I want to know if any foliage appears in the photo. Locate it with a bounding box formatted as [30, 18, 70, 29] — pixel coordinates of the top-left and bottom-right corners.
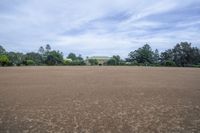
[162, 60, 176, 67]
[7, 52, 24, 66]
[38, 46, 45, 55]
[25, 52, 43, 65]
[45, 44, 51, 52]
[0, 45, 6, 55]
[160, 42, 200, 67]
[45, 50, 64, 65]
[153, 49, 160, 64]
[88, 59, 98, 65]
[67, 53, 85, 65]
[64, 59, 72, 65]
[0, 55, 9, 66]
[172, 42, 200, 66]
[67, 53, 77, 61]
[112, 55, 121, 65]
[23, 60, 36, 66]
[0, 42, 199, 67]
[107, 58, 117, 65]
[160, 49, 173, 64]
[128, 44, 154, 64]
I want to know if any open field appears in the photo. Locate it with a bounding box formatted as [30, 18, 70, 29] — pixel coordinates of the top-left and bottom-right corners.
[0, 66, 200, 133]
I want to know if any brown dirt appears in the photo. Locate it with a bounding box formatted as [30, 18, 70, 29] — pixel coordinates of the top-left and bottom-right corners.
[0, 66, 200, 133]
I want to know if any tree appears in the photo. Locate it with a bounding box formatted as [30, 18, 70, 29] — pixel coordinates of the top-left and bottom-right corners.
[66, 53, 85, 65]
[153, 49, 160, 64]
[107, 58, 117, 65]
[45, 44, 51, 52]
[88, 59, 98, 65]
[23, 60, 35, 66]
[45, 50, 63, 65]
[64, 58, 72, 65]
[190, 47, 200, 65]
[77, 54, 83, 61]
[75, 55, 85, 65]
[24, 52, 43, 65]
[38, 46, 45, 55]
[172, 42, 198, 66]
[67, 53, 77, 61]
[160, 42, 200, 67]
[0, 55, 9, 66]
[7, 52, 24, 66]
[112, 55, 121, 65]
[128, 44, 154, 64]
[162, 60, 176, 67]
[160, 49, 173, 64]
[0, 45, 6, 55]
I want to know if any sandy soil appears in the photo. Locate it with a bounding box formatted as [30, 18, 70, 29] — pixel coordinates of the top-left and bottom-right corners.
[0, 66, 200, 133]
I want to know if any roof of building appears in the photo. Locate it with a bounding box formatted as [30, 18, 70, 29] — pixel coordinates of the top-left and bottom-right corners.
[89, 56, 111, 60]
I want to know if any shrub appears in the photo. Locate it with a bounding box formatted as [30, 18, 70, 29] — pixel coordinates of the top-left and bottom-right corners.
[23, 60, 35, 66]
[0, 55, 9, 66]
[163, 60, 176, 67]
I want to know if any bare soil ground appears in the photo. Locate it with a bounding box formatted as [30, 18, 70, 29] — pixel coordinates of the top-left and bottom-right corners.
[0, 66, 200, 133]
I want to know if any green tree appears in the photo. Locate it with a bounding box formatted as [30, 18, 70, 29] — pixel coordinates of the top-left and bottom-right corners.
[172, 42, 198, 66]
[45, 50, 63, 65]
[190, 47, 200, 65]
[0, 55, 9, 66]
[67, 53, 77, 61]
[75, 55, 85, 65]
[112, 55, 121, 65]
[38, 46, 45, 55]
[24, 52, 43, 65]
[88, 59, 98, 65]
[64, 59, 72, 65]
[153, 49, 160, 64]
[0, 45, 6, 55]
[160, 49, 173, 63]
[45, 44, 51, 52]
[162, 60, 176, 67]
[128, 44, 154, 64]
[107, 58, 117, 65]
[7, 52, 24, 66]
[23, 60, 35, 66]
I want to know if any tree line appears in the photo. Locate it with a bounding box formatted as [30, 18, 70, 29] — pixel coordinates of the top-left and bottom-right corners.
[0, 42, 200, 67]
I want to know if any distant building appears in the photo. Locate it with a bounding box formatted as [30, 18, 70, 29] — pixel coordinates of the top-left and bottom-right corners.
[86, 56, 111, 65]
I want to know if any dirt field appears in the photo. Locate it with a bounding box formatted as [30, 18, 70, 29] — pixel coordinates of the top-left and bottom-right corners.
[0, 66, 200, 133]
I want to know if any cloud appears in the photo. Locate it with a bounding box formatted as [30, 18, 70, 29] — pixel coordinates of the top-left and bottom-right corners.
[0, 0, 199, 58]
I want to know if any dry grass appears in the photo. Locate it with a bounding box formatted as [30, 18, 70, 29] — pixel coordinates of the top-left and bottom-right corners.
[0, 66, 200, 133]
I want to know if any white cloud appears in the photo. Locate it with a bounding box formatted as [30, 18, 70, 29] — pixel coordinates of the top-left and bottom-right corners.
[0, 0, 199, 58]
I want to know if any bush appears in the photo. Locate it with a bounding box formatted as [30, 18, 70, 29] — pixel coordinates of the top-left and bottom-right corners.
[88, 59, 98, 66]
[107, 58, 117, 65]
[0, 55, 9, 66]
[64, 59, 72, 65]
[163, 60, 176, 67]
[23, 60, 35, 66]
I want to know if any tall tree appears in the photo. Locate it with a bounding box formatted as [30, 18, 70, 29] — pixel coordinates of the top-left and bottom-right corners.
[88, 59, 98, 66]
[172, 42, 197, 66]
[67, 53, 77, 61]
[38, 46, 45, 55]
[112, 55, 121, 65]
[128, 44, 154, 64]
[153, 49, 160, 64]
[7, 52, 24, 66]
[0, 55, 9, 66]
[160, 49, 173, 63]
[45, 44, 51, 52]
[24, 52, 43, 65]
[107, 58, 117, 65]
[45, 50, 63, 65]
[0, 45, 6, 55]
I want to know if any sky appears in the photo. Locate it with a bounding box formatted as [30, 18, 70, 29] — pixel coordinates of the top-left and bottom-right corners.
[0, 0, 200, 58]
